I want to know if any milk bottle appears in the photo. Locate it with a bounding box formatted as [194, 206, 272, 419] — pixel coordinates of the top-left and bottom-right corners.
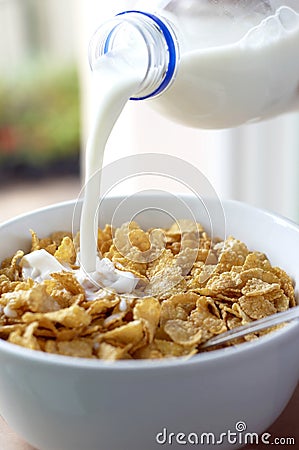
[89, 0, 299, 128]
[80, 0, 299, 275]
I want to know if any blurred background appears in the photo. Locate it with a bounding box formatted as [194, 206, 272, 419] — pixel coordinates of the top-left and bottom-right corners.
[0, 0, 80, 221]
[0, 0, 299, 223]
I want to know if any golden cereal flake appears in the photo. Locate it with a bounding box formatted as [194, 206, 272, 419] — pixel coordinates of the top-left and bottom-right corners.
[241, 278, 281, 297]
[133, 297, 160, 343]
[215, 237, 249, 272]
[51, 271, 85, 296]
[22, 304, 91, 328]
[103, 320, 145, 349]
[96, 342, 132, 360]
[54, 236, 76, 265]
[97, 225, 113, 255]
[271, 267, 296, 307]
[46, 338, 94, 358]
[0, 283, 59, 314]
[189, 296, 227, 341]
[238, 295, 277, 320]
[164, 320, 203, 346]
[8, 321, 40, 351]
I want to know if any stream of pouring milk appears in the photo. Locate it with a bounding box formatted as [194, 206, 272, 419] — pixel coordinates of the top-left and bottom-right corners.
[79, 51, 147, 274]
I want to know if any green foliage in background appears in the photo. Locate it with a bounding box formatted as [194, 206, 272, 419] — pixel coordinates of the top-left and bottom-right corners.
[0, 63, 80, 167]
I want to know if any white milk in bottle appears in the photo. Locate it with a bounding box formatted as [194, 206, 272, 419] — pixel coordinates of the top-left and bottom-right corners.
[151, 2, 299, 128]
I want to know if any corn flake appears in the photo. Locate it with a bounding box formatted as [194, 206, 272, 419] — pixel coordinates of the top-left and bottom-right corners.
[239, 295, 277, 319]
[54, 236, 76, 265]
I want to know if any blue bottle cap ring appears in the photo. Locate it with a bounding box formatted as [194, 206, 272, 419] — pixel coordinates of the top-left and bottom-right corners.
[103, 10, 178, 101]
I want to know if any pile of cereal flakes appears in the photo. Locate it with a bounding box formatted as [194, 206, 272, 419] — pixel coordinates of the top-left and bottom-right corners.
[0, 220, 296, 360]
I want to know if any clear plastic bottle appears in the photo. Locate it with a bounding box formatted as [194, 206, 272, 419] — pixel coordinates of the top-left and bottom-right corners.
[89, 1, 299, 129]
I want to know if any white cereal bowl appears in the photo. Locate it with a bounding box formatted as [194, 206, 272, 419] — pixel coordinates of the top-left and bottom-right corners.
[0, 195, 298, 450]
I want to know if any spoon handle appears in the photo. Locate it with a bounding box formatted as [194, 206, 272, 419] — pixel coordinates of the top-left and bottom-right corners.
[200, 305, 299, 349]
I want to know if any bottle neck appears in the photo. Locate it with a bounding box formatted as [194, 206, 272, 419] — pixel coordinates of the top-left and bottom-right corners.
[89, 10, 179, 100]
